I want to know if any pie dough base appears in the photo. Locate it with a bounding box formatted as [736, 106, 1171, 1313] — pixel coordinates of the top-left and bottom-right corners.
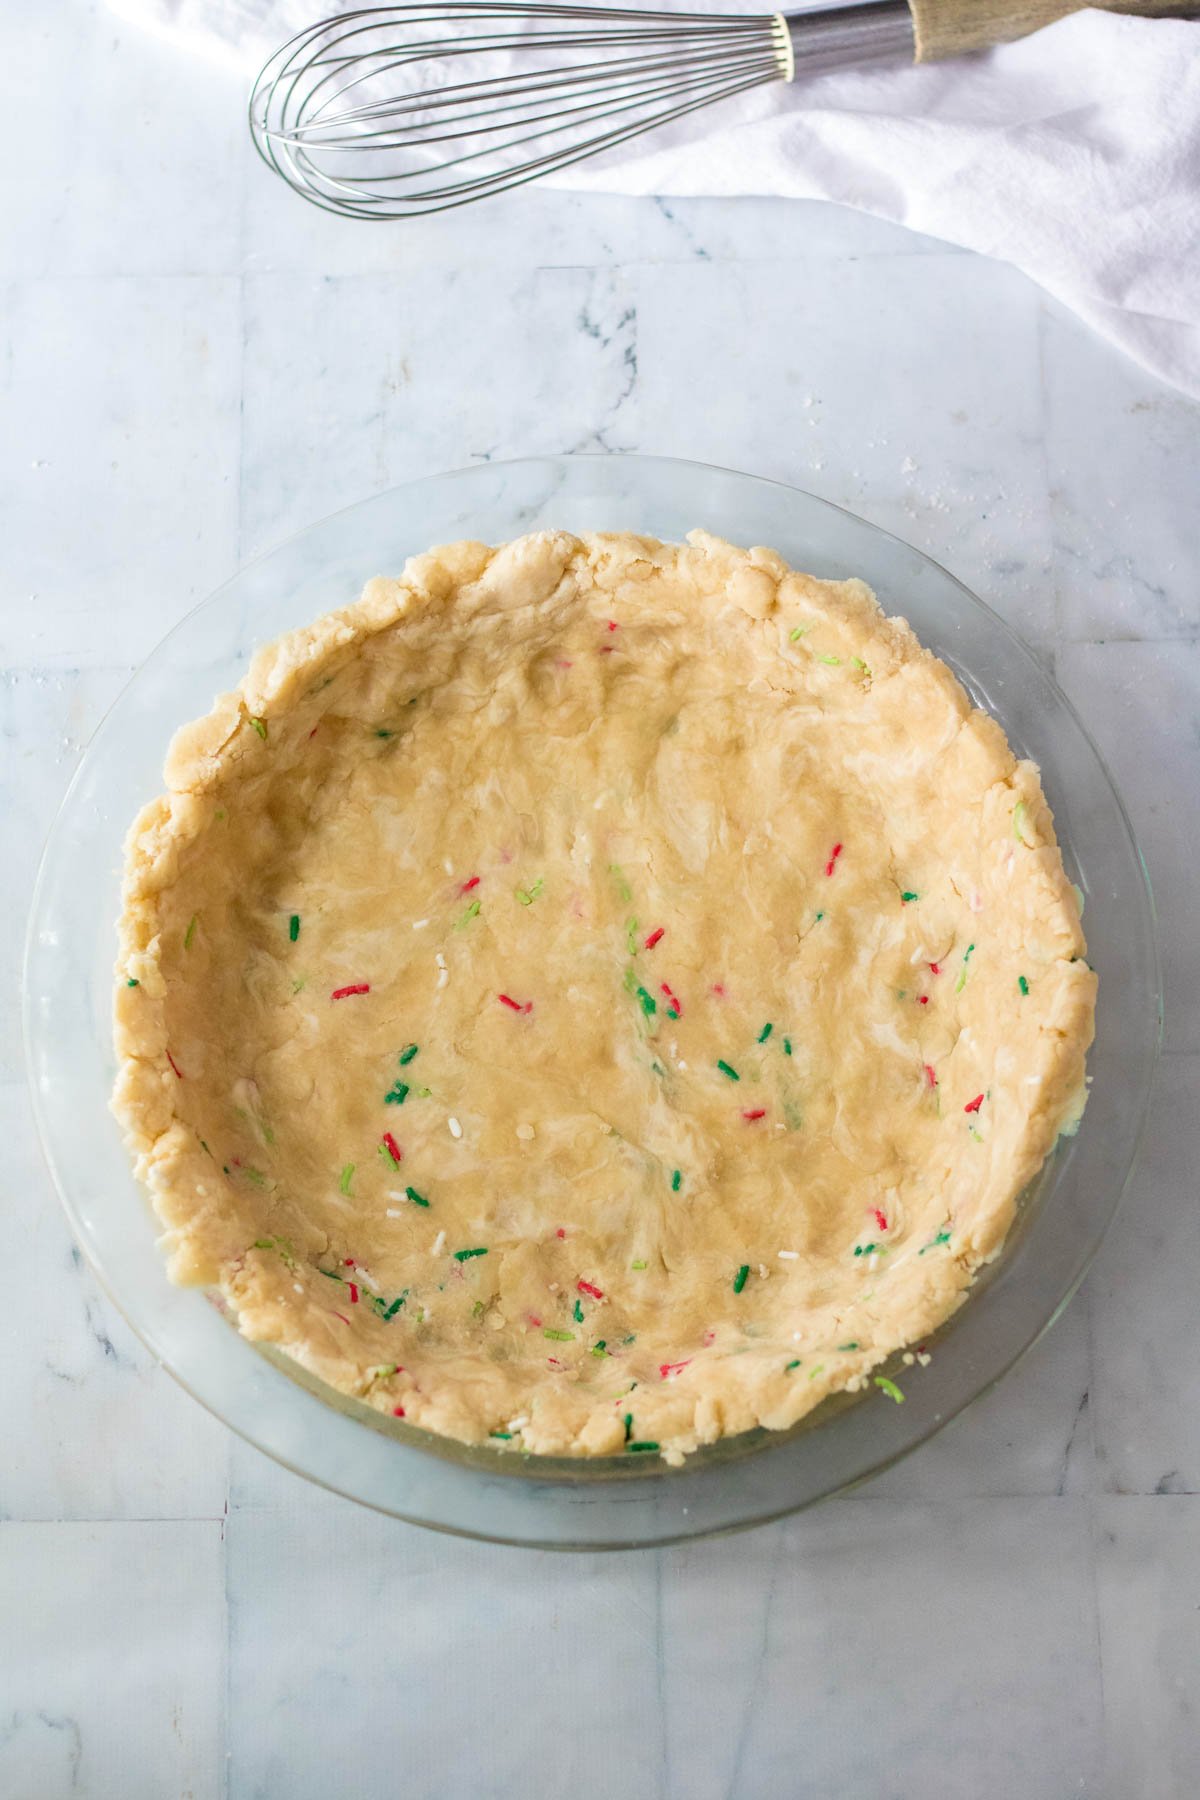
[113, 531, 1095, 1463]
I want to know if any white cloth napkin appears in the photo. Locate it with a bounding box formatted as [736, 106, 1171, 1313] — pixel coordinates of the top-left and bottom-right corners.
[114, 1, 1200, 397]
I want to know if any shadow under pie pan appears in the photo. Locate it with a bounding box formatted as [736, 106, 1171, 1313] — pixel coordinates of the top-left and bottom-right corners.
[24, 454, 1161, 1549]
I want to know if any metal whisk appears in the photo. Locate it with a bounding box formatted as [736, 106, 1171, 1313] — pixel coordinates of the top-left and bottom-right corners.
[249, 1, 915, 218]
[248, 0, 1198, 220]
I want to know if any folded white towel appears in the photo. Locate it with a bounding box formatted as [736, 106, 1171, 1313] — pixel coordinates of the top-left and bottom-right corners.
[114, 2, 1200, 396]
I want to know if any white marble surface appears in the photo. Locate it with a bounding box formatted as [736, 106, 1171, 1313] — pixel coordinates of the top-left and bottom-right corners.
[2, 4, 1198, 1796]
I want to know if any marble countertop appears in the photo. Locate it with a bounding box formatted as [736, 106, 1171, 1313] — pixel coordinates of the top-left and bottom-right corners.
[3, 5, 1198, 1796]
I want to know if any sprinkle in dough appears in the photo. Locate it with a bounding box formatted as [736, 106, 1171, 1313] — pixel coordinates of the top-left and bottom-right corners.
[112, 529, 1095, 1463]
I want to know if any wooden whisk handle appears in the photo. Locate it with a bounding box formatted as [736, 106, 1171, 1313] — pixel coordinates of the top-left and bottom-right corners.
[909, 0, 1200, 60]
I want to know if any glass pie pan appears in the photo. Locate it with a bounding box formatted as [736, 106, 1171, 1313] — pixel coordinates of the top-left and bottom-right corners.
[24, 453, 1161, 1549]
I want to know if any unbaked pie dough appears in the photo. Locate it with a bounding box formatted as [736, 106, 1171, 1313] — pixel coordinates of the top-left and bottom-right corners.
[113, 530, 1096, 1463]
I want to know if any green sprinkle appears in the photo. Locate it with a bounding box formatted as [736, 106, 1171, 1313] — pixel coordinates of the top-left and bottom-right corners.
[319, 1267, 343, 1283]
[783, 1036, 792, 1056]
[671, 1169, 682, 1192]
[757, 1022, 774, 1043]
[544, 1327, 575, 1342]
[1012, 799, 1029, 844]
[252, 1239, 274, 1251]
[1018, 975, 1030, 996]
[373, 1363, 399, 1378]
[249, 716, 267, 740]
[733, 1263, 750, 1294]
[415, 1085, 432, 1098]
[397, 1043, 419, 1066]
[717, 1059, 740, 1082]
[405, 1185, 429, 1208]
[632, 1259, 647, 1270]
[815, 911, 825, 922]
[623, 1413, 633, 1442]
[490, 1430, 513, 1440]
[808, 1364, 825, 1380]
[628, 1442, 659, 1454]
[472, 1300, 485, 1319]
[214, 809, 226, 821]
[622, 966, 638, 995]
[339, 1163, 354, 1196]
[609, 863, 632, 903]
[516, 877, 544, 906]
[636, 985, 657, 1018]
[292, 978, 306, 994]
[851, 656, 870, 673]
[819, 654, 842, 667]
[455, 898, 481, 929]
[874, 1376, 905, 1404]
[623, 1335, 636, 1345]
[919, 1229, 953, 1256]
[289, 914, 300, 942]
[573, 1298, 584, 1323]
[626, 918, 639, 956]
[785, 1359, 802, 1372]
[126, 977, 139, 987]
[838, 1342, 860, 1351]
[955, 942, 976, 993]
[1073, 883, 1086, 916]
[900, 891, 919, 904]
[454, 1247, 488, 1262]
[199, 1139, 210, 1155]
[383, 1294, 407, 1320]
[375, 729, 392, 739]
[244, 1166, 267, 1190]
[788, 624, 809, 641]
[385, 1082, 409, 1106]
[968, 1124, 983, 1143]
[183, 914, 197, 950]
[592, 1340, 607, 1357]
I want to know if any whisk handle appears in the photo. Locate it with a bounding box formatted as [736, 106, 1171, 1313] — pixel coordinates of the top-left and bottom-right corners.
[907, 0, 1200, 59]
[782, 0, 1198, 71]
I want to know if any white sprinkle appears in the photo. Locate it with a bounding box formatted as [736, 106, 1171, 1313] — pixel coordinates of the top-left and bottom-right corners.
[448, 1116, 462, 1139]
[757, 1263, 769, 1280]
[516, 1123, 534, 1141]
[777, 1249, 799, 1261]
[412, 918, 429, 930]
[902, 1351, 915, 1366]
[677, 1059, 689, 1071]
[917, 1352, 932, 1367]
[507, 1415, 529, 1431]
[196, 1183, 208, 1197]
[438, 968, 449, 988]
[386, 1207, 403, 1218]
[432, 1230, 446, 1256]
[443, 859, 454, 874]
[293, 1282, 303, 1294]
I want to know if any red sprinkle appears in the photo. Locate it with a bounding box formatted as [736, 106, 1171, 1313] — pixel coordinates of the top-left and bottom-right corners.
[918, 995, 930, 1006]
[498, 993, 533, 1014]
[333, 1311, 350, 1325]
[607, 620, 619, 632]
[460, 875, 480, 894]
[660, 981, 683, 1017]
[873, 1207, 889, 1232]
[711, 983, 726, 997]
[825, 842, 844, 877]
[929, 962, 942, 975]
[598, 645, 616, 654]
[393, 1405, 406, 1418]
[964, 1093, 985, 1114]
[331, 983, 370, 1000]
[166, 1050, 184, 1079]
[659, 1360, 692, 1379]
[644, 927, 665, 950]
[347, 1283, 359, 1304]
[924, 1064, 938, 1089]
[742, 1108, 767, 1122]
[577, 1279, 604, 1300]
[555, 1228, 566, 1240]
[381, 1132, 403, 1165]
[528, 1314, 543, 1329]
[343, 1258, 356, 1268]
